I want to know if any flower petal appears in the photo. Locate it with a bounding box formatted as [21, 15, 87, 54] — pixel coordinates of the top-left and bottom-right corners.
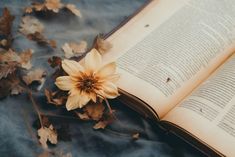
[66, 94, 90, 110]
[101, 82, 119, 99]
[85, 49, 102, 71]
[102, 74, 120, 83]
[97, 62, 116, 78]
[55, 76, 75, 91]
[62, 59, 84, 76]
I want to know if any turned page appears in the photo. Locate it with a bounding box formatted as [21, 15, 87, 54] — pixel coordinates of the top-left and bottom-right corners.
[163, 54, 235, 157]
[103, 0, 235, 118]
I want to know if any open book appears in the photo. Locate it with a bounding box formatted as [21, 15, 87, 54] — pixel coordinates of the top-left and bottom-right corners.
[102, 0, 235, 156]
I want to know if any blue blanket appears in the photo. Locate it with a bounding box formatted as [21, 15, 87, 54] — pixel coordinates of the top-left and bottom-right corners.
[0, 0, 206, 156]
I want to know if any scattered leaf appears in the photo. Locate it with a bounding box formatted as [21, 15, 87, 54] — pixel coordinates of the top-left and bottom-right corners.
[45, 0, 63, 13]
[0, 49, 33, 70]
[84, 102, 105, 121]
[48, 56, 62, 68]
[93, 120, 109, 130]
[75, 111, 90, 120]
[94, 36, 112, 54]
[62, 41, 87, 58]
[0, 8, 15, 49]
[132, 133, 140, 140]
[38, 124, 58, 149]
[19, 16, 44, 35]
[44, 89, 65, 106]
[25, 0, 82, 17]
[65, 4, 82, 17]
[19, 16, 55, 47]
[0, 62, 18, 80]
[23, 69, 46, 85]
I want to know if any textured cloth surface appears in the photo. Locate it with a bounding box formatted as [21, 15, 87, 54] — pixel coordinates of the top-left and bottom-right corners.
[0, 0, 206, 157]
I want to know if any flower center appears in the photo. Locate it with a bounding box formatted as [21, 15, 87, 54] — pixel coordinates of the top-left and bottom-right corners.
[77, 74, 98, 93]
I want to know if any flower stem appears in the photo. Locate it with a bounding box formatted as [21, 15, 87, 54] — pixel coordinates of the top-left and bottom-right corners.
[28, 91, 43, 128]
[103, 98, 113, 114]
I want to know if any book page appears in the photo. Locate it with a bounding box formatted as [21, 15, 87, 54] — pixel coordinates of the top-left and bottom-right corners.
[163, 54, 235, 157]
[103, 0, 235, 118]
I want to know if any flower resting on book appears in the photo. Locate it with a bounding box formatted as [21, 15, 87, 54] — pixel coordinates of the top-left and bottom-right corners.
[55, 48, 120, 110]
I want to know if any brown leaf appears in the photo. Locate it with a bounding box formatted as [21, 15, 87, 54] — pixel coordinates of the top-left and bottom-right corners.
[38, 124, 58, 149]
[84, 102, 105, 121]
[62, 41, 87, 58]
[25, 0, 82, 17]
[75, 111, 90, 120]
[65, 4, 82, 17]
[93, 120, 109, 130]
[44, 89, 65, 106]
[0, 62, 18, 80]
[48, 56, 62, 68]
[132, 133, 140, 140]
[19, 16, 55, 47]
[94, 36, 112, 54]
[23, 69, 46, 85]
[45, 0, 63, 13]
[0, 74, 23, 99]
[0, 49, 33, 70]
[0, 8, 15, 48]
[19, 16, 44, 35]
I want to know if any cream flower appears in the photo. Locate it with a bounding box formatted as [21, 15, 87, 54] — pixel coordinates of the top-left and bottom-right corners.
[55, 49, 120, 111]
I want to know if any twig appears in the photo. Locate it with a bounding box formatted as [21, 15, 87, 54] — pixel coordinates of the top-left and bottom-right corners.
[28, 91, 43, 128]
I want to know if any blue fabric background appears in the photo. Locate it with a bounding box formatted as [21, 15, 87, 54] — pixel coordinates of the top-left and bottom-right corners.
[0, 0, 207, 156]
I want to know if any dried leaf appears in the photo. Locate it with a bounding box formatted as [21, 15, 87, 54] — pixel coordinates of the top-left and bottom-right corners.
[0, 62, 18, 80]
[38, 125, 58, 149]
[0, 49, 33, 70]
[45, 0, 63, 13]
[132, 133, 140, 140]
[94, 36, 112, 54]
[84, 102, 105, 121]
[48, 56, 62, 68]
[0, 75, 22, 98]
[44, 89, 65, 106]
[0, 8, 15, 48]
[75, 111, 90, 120]
[19, 16, 44, 35]
[93, 120, 109, 130]
[23, 69, 46, 85]
[19, 16, 55, 47]
[25, 0, 82, 17]
[62, 41, 87, 58]
[65, 4, 82, 17]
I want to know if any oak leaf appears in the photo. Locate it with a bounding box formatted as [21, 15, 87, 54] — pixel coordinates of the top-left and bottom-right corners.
[23, 69, 46, 85]
[19, 16, 44, 35]
[62, 41, 87, 58]
[84, 102, 105, 121]
[0, 49, 33, 70]
[0, 62, 18, 80]
[38, 125, 58, 149]
[45, 0, 63, 13]
[25, 0, 82, 17]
